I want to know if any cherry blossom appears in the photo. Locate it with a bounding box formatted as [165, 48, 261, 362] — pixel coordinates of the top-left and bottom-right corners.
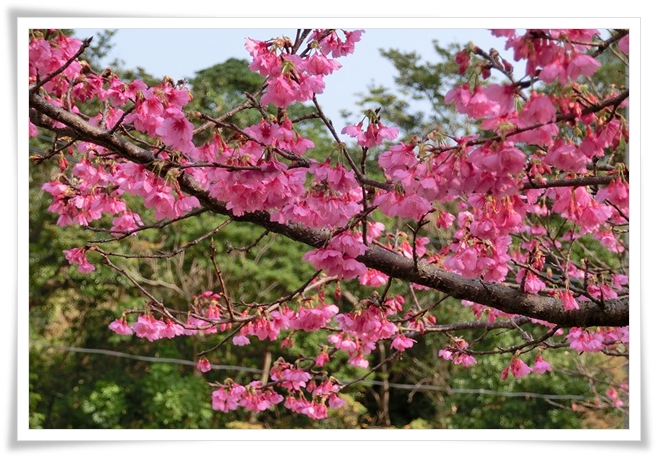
[28, 28, 630, 422]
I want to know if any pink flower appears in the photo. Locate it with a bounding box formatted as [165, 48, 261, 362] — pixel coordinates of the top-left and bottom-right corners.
[455, 49, 471, 74]
[245, 38, 280, 77]
[390, 334, 416, 352]
[596, 178, 629, 208]
[197, 357, 212, 373]
[539, 61, 567, 85]
[302, 233, 369, 280]
[359, 269, 389, 287]
[261, 74, 299, 108]
[212, 384, 245, 412]
[108, 318, 133, 336]
[315, 351, 330, 367]
[292, 304, 339, 331]
[618, 34, 629, 54]
[544, 141, 588, 173]
[348, 353, 369, 369]
[567, 327, 605, 353]
[483, 84, 517, 115]
[279, 367, 312, 391]
[445, 83, 472, 113]
[519, 93, 556, 125]
[524, 271, 546, 294]
[438, 348, 453, 361]
[304, 54, 342, 76]
[232, 334, 251, 346]
[328, 394, 346, 409]
[517, 269, 546, 294]
[559, 290, 579, 311]
[342, 121, 398, 148]
[160, 319, 186, 338]
[567, 54, 601, 80]
[310, 162, 358, 193]
[378, 142, 418, 176]
[63, 247, 95, 274]
[132, 315, 166, 342]
[373, 190, 433, 221]
[155, 107, 195, 153]
[465, 85, 499, 118]
[458, 354, 478, 367]
[502, 357, 532, 379]
[532, 354, 552, 374]
[313, 29, 364, 57]
[111, 212, 143, 236]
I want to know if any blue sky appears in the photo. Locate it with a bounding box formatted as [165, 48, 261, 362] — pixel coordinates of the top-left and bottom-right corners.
[72, 28, 511, 128]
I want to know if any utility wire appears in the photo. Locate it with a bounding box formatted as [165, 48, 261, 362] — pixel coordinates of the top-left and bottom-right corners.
[29, 340, 261, 373]
[29, 340, 587, 401]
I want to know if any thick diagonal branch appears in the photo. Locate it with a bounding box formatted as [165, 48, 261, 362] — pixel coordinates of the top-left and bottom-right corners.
[29, 93, 629, 327]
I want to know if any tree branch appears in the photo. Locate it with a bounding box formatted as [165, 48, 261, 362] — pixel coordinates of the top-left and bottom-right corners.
[29, 92, 629, 328]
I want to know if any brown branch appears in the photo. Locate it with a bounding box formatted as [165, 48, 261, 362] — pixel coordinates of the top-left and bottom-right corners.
[420, 316, 532, 333]
[29, 92, 629, 328]
[521, 175, 615, 190]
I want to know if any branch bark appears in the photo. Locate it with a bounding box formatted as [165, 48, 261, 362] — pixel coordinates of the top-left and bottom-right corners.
[29, 92, 629, 328]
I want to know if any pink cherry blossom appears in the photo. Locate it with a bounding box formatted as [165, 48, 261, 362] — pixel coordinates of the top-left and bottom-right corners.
[315, 351, 330, 367]
[567, 54, 601, 80]
[232, 334, 251, 346]
[373, 189, 433, 221]
[519, 93, 556, 125]
[30, 28, 631, 422]
[445, 83, 472, 113]
[502, 357, 532, 379]
[559, 290, 579, 311]
[465, 85, 500, 118]
[567, 327, 605, 353]
[155, 107, 195, 153]
[108, 318, 133, 336]
[532, 354, 552, 374]
[212, 384, 245, 412]
[312, 29, 364, 57]
[160, 319, 186, 339]
[63, 247, 95, 274]
[132, 314, 166, 342]
[390, 334, 416, 351]
[197, 357, 211, 373]
[544, 141, 588, 173]
[342, 120, 398, 148]
[291, 303, 339, 331]
[618, 34, 629, 54]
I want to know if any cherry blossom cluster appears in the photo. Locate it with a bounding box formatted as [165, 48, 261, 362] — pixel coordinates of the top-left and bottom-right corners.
[107, 289, 417, 417]
[29, 27, 630, 419]
[245, 29, 362, 108]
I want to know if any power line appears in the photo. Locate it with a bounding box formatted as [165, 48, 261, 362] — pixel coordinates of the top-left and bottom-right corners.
[29, 340, 261, 373]
[29, 341, 587, 401]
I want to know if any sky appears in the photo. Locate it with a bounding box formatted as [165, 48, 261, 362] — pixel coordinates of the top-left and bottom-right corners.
[71, 27, 512, 128]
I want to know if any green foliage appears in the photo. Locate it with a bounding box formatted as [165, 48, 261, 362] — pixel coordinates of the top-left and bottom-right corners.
[28, 373, 46, 429]
[139, 363, 214, 429]
[81, 381, 127, 428]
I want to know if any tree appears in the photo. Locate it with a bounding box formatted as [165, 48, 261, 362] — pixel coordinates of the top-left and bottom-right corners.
[28, 28, 629, 425]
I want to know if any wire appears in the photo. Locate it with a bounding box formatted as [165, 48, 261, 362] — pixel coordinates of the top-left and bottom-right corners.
[29, 340, 587, 401]
[29, 340, 262, 373]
